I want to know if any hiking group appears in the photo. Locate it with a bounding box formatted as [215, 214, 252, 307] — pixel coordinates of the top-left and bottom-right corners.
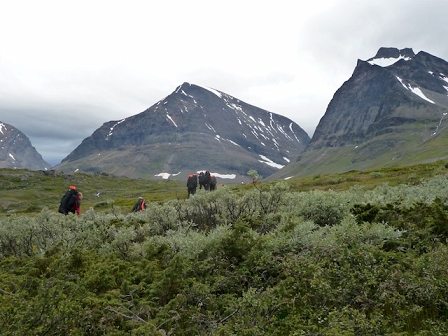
[58, 185, 83, 216]
[58, 172, 217, 216]
[187, 171, 217, 198]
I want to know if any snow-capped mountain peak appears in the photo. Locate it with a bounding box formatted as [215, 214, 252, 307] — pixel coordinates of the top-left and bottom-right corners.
[367, 47, 415, 67]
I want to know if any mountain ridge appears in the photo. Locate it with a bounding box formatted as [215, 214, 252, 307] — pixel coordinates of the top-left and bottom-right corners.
[269, 47, 448, 180]
[0, 121, 51, 170]
[5, 47, 448, 181]
[54, 82, 310, 181]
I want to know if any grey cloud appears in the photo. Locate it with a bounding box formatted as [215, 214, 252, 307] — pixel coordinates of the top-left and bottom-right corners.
[1, 103, 113, 166]
[2, 0, 448, 167]
[299, 0, 448, 73]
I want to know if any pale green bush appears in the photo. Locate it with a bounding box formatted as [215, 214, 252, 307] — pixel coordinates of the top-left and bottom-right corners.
[144, 224, 232, 260]
[357, 175, 448, 207]
[183, 189, 224, 230]
[370, 171, 385, 178]
[213, 187, 258, 223]
[261, 217, 318, 254]
[99, 225, 138, 257]
[0, 176, 446, 261]
[302, 215, 401, 258]
[257, 181, 290, 215]
[142, 201, 181, 234]
[284, 189, 350, 226]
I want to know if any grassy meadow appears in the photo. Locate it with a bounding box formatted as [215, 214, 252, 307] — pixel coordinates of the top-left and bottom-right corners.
[2, 160, 448, 216]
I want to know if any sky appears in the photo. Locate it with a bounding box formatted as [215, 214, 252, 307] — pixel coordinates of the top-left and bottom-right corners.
[1, 0, 448, 166]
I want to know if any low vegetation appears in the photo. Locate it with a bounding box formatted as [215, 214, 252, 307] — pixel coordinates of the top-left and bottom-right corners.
[1, 162, 448, 334]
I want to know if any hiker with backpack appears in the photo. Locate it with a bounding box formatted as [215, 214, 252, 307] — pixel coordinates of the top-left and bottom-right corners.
[204, 171, 211, 191]
[209, 174, 217, 191]
[71, 192, 83, 216]
[132, 197, 147, 212]
[58, 186, 82, 216]
[187, 173, 198, 198]
[198, 171, 206, 189]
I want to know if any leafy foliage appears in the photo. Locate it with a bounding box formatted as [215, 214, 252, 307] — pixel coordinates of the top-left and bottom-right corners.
[1, 165, 448, 334]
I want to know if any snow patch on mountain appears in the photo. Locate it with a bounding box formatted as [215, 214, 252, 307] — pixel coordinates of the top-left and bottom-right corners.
[433, 112, 448, 136]
[258, 155, 284, 169]
[396, 76, 435, 103]
[227, 139, 241, 147]
[196, 84, 222, 98]
[154, 171, 236, 180]
[154, 172, 181, 179]
[289, 123, 302, 143]
[439, 73, 448, 91]
[368, 55, 412, 67]
[0, 122, 6, 135]
[206, 123, 216, 132]
[106, 119, 126, 140]
[180, 89, 194, 99]
[212, 173, 236, 179]
[277, 124, 295, 142]
[166, 113, 178, 127]
[228, 103, 243, 112]
[198, 172, 236, 179]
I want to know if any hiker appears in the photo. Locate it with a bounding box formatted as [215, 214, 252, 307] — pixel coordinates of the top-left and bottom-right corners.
[209, 174, 217, 191]
[198, 171, 206, 189]
[187, 173, 198, 198]
[132, 197, 147, 212]
[70, 192, 83, 216]
[204, 171, 211, 191]
[58, 185, 79, 215]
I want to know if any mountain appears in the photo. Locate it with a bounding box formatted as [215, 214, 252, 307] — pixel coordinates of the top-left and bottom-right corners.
[0, 121, 51, 170]
[54, 83, 310, 181]
[270, 47, 448, 180]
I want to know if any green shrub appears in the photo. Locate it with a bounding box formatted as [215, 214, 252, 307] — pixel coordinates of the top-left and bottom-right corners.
[1, 174, 448, 334]
[288, 189, 349, 226]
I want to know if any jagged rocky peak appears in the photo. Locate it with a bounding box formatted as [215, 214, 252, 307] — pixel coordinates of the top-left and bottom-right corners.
[277, 46, 448, 180]
[0, 121, 51, 170]
[170, 82, 231, 106]
[175, 82, 221, 96]
[55, 83, 310, 180]
[366, 47, 415, 67]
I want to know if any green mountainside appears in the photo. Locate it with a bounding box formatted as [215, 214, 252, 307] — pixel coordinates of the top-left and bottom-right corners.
[272, 126, 448, 180]
[271, 48, 448, 180]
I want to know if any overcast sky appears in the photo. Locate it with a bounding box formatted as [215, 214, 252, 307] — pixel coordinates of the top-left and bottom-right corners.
[1, 0, 448, 166]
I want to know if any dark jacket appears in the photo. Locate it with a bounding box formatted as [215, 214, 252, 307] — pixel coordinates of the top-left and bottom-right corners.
[210, 176, 217, 190]
[69, 194, 82, 216]
[132, 198, 146, 212]
[187, 175, 198, 189]
[58, 189, 79, 215]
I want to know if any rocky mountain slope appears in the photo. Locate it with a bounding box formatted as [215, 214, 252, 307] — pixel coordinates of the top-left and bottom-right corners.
[0, 121, 51, 170]
[54, 83, 310, 181]
[270, 47, 448, 180]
